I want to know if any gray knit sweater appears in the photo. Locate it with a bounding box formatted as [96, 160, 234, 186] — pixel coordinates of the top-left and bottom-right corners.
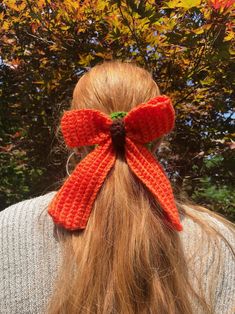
[0, 191, 234, 314]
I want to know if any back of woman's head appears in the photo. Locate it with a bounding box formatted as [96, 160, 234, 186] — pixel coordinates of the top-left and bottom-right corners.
[46, 61, 218, 314]
[71, 61, 160, 113]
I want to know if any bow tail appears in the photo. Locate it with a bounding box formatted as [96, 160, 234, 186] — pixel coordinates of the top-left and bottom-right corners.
[48, 139, 115, 230]
[125, 138, 182, 231]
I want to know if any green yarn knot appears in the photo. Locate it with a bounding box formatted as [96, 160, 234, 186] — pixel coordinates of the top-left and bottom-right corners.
[110, 111, 127, 120]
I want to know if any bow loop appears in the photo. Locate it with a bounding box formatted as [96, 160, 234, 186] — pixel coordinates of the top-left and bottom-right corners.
[124, 95, 175, 144]
[61, 109, 112, 148]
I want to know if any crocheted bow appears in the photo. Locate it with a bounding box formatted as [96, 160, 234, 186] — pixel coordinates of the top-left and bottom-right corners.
[48, 95, 183, 231]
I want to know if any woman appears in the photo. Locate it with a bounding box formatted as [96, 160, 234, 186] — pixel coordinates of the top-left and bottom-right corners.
[0, 61, 234, 314]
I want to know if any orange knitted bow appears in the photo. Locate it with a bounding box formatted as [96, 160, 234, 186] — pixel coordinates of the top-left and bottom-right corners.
[48, 95, 183, 231]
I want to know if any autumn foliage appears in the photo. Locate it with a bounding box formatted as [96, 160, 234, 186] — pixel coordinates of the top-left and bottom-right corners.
[0, 0, 234, 219]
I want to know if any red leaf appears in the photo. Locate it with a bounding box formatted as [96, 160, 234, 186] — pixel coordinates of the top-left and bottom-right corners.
[209, 0, 235, 10]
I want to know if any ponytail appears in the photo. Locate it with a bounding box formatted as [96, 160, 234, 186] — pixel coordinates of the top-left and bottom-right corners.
[47, 157, 194, 313]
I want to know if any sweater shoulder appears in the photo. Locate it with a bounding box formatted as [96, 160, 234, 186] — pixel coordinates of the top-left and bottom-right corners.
[0, 191, 57, 227]
[0, 192, 60, 314]
[180, 205, 234, 245]
[180, 205, 235, 313]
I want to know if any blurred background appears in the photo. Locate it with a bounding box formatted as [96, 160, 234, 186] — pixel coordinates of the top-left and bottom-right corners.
[0, 0, 234, 220]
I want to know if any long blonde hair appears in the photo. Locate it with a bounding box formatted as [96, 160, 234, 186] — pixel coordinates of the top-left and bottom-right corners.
[46, 61, 234, 314]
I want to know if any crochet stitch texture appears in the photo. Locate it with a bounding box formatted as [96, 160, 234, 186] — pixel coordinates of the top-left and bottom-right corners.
[48, 95, 183, 231]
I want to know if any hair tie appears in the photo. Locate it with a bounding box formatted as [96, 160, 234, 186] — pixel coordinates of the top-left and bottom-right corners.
[110, 118, 126, 153]
[48, 95, 183, 231]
